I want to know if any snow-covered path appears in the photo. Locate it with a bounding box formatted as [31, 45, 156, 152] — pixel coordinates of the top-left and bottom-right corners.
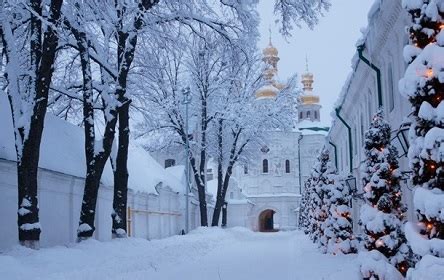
[0, 228, 360, 280]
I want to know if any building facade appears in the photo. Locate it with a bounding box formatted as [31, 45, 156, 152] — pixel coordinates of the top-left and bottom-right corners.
[152, 41, 328, 232]
[327, 0, 414, 232]
[223, 42, 328, 232]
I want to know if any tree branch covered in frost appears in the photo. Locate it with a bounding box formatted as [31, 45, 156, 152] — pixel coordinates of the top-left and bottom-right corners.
[274, 0, 330, 36]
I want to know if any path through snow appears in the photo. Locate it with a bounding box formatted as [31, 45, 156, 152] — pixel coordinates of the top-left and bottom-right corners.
[0, 228, 360, 280]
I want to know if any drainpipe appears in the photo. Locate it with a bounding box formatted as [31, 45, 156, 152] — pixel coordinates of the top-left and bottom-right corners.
[357, 44, 383, 108]
[297, 134, 304, 194]
[335, 107, 353, 173]
[328, 140, 338, 169]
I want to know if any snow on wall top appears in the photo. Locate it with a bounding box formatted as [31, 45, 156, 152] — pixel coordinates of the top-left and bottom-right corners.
[297, 120, 329, 136]
[329, 0, 383, 137]
[166, 165, 187, 193]
[0, 94, 182, 195]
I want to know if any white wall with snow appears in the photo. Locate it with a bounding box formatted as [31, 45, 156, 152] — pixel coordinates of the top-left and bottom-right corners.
[0, 94, 201, 251]
[0, 158, 189, 250]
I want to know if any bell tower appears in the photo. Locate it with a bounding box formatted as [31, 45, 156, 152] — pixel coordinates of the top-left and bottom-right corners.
[297, 58, 321, 122]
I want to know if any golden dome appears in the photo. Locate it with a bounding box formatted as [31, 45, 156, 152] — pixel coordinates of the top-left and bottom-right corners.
[263, 42, 278, 57]
[302, 71, 314, 80]
[274, 82, 286, 90]
[256, 84, 278, 99]
[300, 95, 320, 104]
[300, 59, 319, 105]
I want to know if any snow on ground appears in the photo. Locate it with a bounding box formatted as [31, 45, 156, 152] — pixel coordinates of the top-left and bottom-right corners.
[0, 228, 360, 280]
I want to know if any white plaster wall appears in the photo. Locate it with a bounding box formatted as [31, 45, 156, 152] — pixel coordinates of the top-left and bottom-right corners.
[0, 159, 186, 251]
[328, 0, 415, 232]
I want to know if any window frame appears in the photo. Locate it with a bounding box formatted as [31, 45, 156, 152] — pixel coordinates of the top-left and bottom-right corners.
[262, 159, 269, 174]
[285, 160, 291, 174]
[164, 159, 176, 168]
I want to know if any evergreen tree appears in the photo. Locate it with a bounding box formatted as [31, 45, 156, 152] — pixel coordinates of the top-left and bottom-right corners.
[299, 178, 314, 234]
[400, 1, 444, 278]
[308, 148, 335, 249]
[324, 174, 356, 255]
[359, 110, 412, 278]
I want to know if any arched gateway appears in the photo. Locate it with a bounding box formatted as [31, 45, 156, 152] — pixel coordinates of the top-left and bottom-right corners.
[258, 209, 277, 232]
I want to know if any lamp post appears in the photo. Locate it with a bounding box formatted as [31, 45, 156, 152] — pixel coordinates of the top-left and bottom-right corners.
[345, 175, 364, 201]
[182, 87, 192, 234]
[392, 122, 410, 158]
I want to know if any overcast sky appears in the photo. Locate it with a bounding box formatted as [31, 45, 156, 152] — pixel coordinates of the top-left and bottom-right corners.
[257, 0, 375, 125]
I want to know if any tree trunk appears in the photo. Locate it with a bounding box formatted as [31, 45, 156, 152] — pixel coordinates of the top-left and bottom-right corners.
[8, 0, 63, 248]
[221, 202, 228, 228]
[211, 128, 247, 227]
[109, 0, 160, 237]
[112, 101, 130, 237]
[190, 157, 208, 226]
[17, 142, 41, 248]
[211, 119, 224, 226]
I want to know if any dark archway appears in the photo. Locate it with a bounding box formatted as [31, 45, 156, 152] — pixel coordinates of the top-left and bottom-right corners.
[258, 209, 277, 232]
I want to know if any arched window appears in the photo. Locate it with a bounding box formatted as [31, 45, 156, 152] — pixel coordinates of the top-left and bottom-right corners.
[299, 112, 303, 119]
[307, 111, 311, 118]
[285, 160, 290, 173]
[314, 111, 318, 120]
[244, 165, 248, 175]
[262, 159, 269, 173]
[164, 159, 175, 168]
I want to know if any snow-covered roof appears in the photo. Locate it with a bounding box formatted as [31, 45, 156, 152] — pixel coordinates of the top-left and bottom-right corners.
[330, 0, 384, 135]
[296, 120, 329, 136]
[165, 165, 187, 194]
[0, 94, 182, 195]
[127, 146, 183, 194]
[227, 199, 253, 205]
[206, 177, 241, 200]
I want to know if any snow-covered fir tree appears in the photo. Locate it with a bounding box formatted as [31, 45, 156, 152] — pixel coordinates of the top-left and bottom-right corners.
[399, 1, 444, 278]
[299, 179, 313, 233]
[324, 174, 356, 255]
[308, 148, 335, 250]
[359, 110, 412, 279]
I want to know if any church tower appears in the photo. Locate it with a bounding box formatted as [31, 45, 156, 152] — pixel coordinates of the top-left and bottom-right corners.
[255, 37, 285, 100]
[297, 59, 321, 122]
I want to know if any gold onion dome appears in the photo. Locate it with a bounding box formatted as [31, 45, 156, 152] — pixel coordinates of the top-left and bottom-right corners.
[255, 36, 282, 100]
[300, 59, 319, 105]
[256, 84, 279, 99]
[263, 42, 279, 57]
[300, 95, 320, 104]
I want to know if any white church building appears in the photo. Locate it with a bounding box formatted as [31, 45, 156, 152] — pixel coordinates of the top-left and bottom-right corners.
[155, 42, 329, 232]
[220, 42, 328, 232]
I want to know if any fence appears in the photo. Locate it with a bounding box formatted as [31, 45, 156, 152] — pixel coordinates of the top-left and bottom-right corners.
[0, 159, 186, 251]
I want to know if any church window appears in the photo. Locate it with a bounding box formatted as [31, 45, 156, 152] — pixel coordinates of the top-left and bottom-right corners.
[244, 165, 248, 175]
[314, 111, 318, 120]
[307, 111, 311, 118]
[262, 159, 269, 173]
[299, 112, 303, 119]
[164, 159, 175, 168]
[285, 160, 290, 173]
